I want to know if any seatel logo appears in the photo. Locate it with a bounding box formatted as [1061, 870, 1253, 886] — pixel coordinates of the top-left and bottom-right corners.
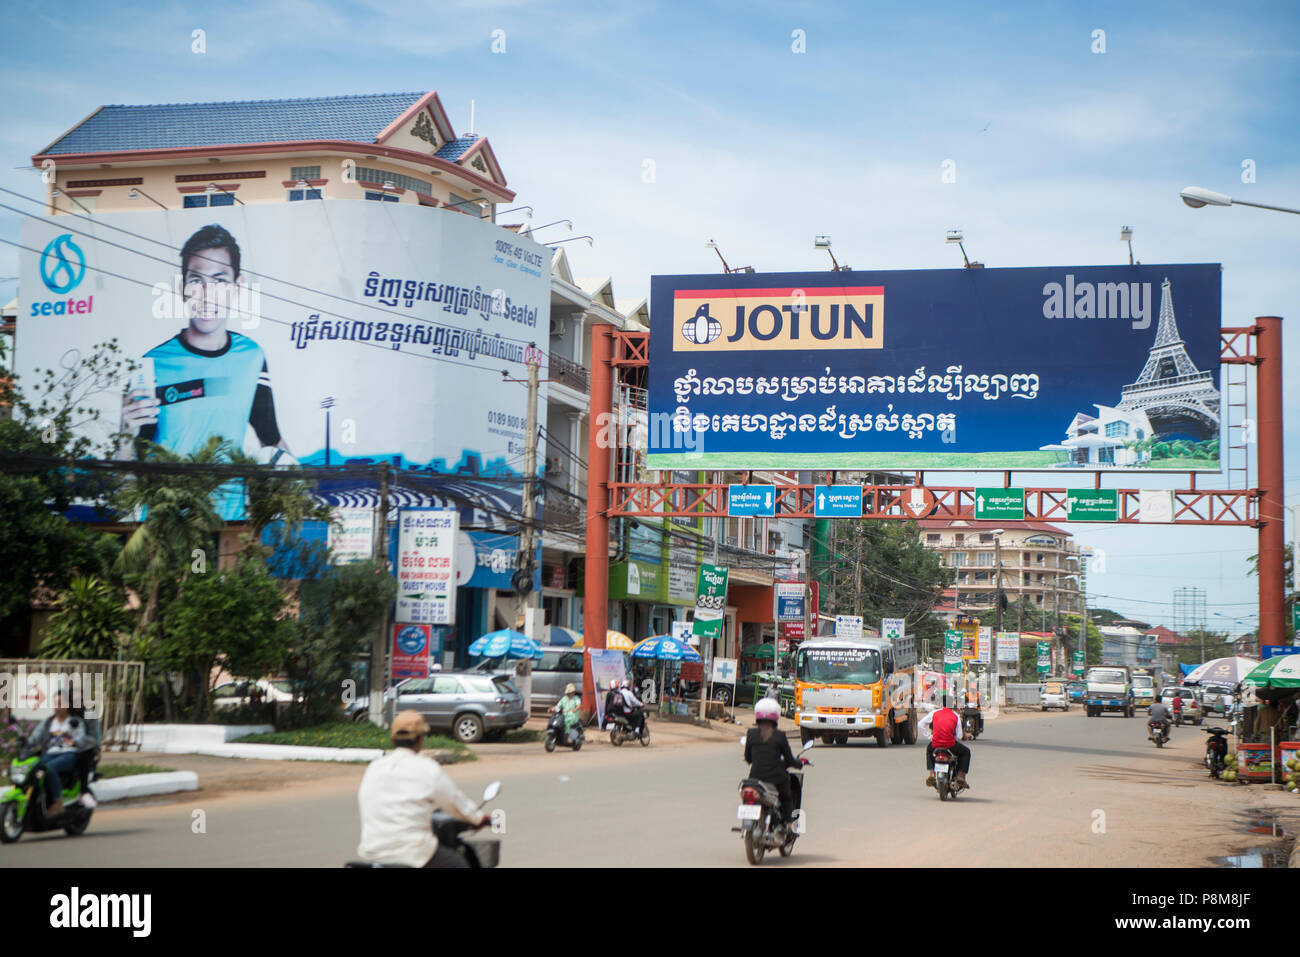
[672, 286, 884, 352]
[40, 234, 86, 294]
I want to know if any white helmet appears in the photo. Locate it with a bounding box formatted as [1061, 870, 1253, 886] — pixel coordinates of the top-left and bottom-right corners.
[754, 697, 781, 723]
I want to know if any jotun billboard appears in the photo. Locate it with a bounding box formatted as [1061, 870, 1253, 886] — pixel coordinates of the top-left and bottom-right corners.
[18, 201, 551, 517]
[648, 264, 1222, 471]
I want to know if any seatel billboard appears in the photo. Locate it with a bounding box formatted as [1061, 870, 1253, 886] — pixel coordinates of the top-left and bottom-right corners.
[648, 265, 1222, 471]
[16, 201, 550, 517]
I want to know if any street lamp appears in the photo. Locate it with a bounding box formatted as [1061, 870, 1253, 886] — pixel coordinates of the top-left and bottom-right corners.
[128, 187, 168, 210]
[321, 396, 335, 466]
[991, 528, 1006, 698]
[705, 239, 753, 274]
[50, 188, 93, 215]
[1180, 186, 1300, 215]
[946, 229, 983, 268]
[1120, 226, 1136, 265]
[813, 236, 850, 271]
[206, 182, 245, 206]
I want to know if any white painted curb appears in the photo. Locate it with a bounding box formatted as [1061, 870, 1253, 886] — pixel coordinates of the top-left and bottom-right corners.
[94, 771, 198, 803]
[190, 744, 383, 763]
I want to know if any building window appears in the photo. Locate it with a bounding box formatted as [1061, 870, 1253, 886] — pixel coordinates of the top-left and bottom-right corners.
[355, 167, 432, 196]
[290, 166, 322, 182]
[1099, 446, 1115, 464]
[954, 534, 964, 544]
[951, 553, 967, 567]
[974, 571, 990, 582]
[364, 191, 400, 203]
[1104, 420, 1130, 438]
[182, 193, 234, 208]
[288, 188, 322, 201]
[447, 191, 485, 216]
[927, 534, 940, 543]
[976, 552, 993, 567]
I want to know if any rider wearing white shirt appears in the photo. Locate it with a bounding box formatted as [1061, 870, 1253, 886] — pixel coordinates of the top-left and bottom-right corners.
[357, 711, 487, 868]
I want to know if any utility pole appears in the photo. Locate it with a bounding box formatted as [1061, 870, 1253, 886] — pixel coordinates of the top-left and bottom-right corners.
[368, 462, 391, 726]
[516, 345, 542, 642]
[993, 533, 1003, 701]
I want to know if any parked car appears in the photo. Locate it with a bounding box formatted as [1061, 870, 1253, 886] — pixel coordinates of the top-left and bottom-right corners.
[713, 671, 793, 709]
[1157, 686, 1202, 724]
[212, 678, 296, 710]
[1199, 684, 1234, 716]
[1066, 680, 1086, 703]
[1040, 680, 1070, 711]
[379, 672, 528, 743]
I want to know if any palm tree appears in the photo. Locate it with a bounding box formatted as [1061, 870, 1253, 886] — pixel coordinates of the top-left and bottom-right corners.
[114, 436, 231, 718]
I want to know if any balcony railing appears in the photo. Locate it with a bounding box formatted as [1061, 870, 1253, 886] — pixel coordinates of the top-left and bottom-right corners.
[548, 352, 590, 392]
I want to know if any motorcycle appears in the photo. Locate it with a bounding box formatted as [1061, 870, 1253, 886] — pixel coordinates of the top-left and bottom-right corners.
[1148, 720, 1170, 748]
[1173, 706, 1184, 727]
[732, 739, 813, 865]
[1203, 726, 1230, 779]
[1, 737, 99, 844]
[931, 746, 966, 801]
[606, 710, 650, 747]
[961, 711, 982, 740]
[346, 781, 502, 868]
[544, 711, 584, 752]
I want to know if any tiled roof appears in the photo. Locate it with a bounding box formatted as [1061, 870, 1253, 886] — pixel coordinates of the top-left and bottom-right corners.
[39, 92, 428, 155]
[434, 134, 480, 161]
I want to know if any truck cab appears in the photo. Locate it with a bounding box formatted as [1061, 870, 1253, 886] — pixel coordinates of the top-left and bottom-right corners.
[1083, 666, 1134, 717]
[794, 639, 917, 748]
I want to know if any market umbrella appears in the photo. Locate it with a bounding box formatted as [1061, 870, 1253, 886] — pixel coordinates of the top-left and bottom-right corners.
[632, 636, 702, 662]
[743, 642, 776, 660]
[605, 631, 635, 652]
[543, 626, 582, 647]
[1242, 655, 1300, 690]
[1184, 656, 1259, 687]
[468, 629, 544, 660]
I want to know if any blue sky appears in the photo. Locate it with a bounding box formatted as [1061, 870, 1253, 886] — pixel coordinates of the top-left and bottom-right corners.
[1, 0, 1296, 634]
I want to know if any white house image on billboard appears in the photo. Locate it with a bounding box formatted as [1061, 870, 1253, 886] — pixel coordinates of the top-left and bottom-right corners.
[1040, 405, 1153, 466]
[1040, 277, 1218, 468]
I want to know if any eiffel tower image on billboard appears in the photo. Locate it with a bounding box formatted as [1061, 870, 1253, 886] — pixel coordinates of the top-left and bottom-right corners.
[1114, 277, 1220, 441]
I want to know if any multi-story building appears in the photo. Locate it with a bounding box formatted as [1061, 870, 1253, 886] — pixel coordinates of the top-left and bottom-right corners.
[916, 519, 1083, 626]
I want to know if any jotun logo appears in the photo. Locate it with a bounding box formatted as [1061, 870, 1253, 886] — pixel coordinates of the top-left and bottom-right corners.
[40, 234, 86, 294]
[673, 286, 884, 352]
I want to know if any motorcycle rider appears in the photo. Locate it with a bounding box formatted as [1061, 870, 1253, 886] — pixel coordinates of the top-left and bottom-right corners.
[603, 679, 625, 728]
[744, 697, 807, 835]
[553, 683, 582, 746]
[28, 690, 95, 815]
[618, 679, 646, 737]
[356, 710, 488, 868]
[1170, 692, 1184, 725]
[920, 694, 971, 789]
[1148, 698, 1173, 741]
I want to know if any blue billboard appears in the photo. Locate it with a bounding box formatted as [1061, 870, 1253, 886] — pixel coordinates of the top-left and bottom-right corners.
[648, 264, 1222, 471]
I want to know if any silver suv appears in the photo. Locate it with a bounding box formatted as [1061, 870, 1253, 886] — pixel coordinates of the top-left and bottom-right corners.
[353, 673, 528, 743]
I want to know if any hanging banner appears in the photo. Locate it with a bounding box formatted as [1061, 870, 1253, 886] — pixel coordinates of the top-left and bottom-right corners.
[589, 648, 628, 728]
[396, 508, 459, 625]
[996, 632, 1020, 662]
[1072, 650, 1086, 676]
[692, 564, 729, 640]
[1037, 641, 1052, 675]
[329, 508, 375, 564]
[975, 626, 992, 665]
[835, 615, 863, 639]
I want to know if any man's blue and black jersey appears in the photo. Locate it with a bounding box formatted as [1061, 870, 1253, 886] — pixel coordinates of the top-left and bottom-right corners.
[139, 331, 281, 454]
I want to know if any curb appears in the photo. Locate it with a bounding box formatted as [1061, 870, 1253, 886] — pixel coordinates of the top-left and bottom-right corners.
[94, 771, 198, 803]
[189, 743, 384, 763]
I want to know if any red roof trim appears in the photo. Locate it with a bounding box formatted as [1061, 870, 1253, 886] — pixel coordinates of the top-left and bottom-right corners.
[375, 92, 455, 145]
[31, 140, 515, 201]
[457, 137, 508, 187]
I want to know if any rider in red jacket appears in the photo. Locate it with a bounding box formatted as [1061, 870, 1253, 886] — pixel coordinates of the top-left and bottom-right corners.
[920, 694, 971, 789]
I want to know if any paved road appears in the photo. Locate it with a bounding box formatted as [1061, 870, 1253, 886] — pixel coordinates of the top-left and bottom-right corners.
[0, 709, 1276, 867]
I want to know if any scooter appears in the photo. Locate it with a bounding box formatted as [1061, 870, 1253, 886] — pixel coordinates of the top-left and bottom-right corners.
[607, 710, 650, 747]
[544, 711, 584, 752]
[732, 739, 813, 865]
[346, 781, 503, 868]
[1148, 720, 1170, 748]
[1203, 726, 1230, 779]
[1, 737, 99, 843]
[931, 747, 966, 801]
[961, 711, 982, 740]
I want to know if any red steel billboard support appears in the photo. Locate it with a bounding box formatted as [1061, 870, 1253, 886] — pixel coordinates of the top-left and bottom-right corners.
[581, 324, 616, 718]
[1254, 317, 1284, 649]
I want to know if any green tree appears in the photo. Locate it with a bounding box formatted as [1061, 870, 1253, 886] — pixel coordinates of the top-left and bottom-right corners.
[38, 576, 133, 660]
[158, 555, 292, 722]
[287, 555, 396, 727]
[815, 519, 949, 644]
[230, 449, 333, 545]
[0, 340, 131, 637]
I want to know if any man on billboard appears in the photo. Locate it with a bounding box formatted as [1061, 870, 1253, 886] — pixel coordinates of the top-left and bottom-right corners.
[116, 224, 293, 464]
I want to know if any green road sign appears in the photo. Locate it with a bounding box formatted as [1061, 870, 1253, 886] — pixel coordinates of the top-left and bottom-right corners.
[974, 488, 1025, 521]
[1072, 649, 1085, 677]
[943, 630, 964, 674]
[692, 564, 729, 641]
[1066, 488, 1119, 522]
[1037, 640, 1051, 675]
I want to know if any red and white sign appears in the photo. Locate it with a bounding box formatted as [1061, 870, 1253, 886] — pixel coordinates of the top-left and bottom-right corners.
[392, 623, 433, 680]
[899, 487, 937, 519]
